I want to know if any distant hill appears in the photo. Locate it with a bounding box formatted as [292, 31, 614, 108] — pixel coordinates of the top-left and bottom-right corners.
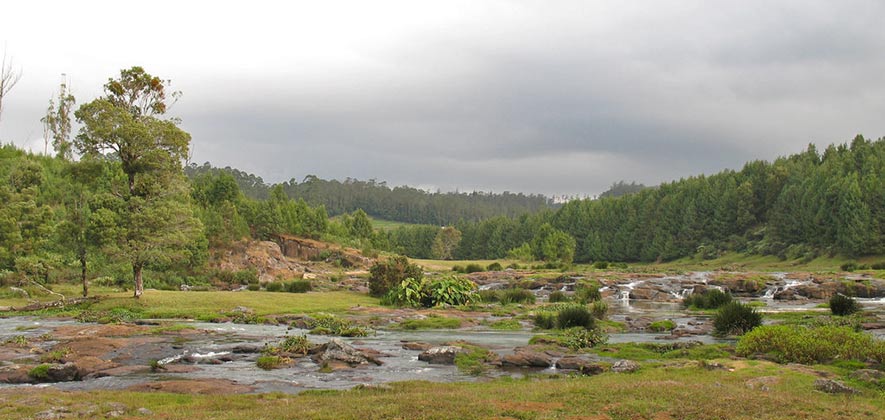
[185, 163, 556, 225]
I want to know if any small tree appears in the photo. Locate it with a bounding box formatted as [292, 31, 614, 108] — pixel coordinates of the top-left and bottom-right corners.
[41, 77, 76, 159]
[368, 255, 423, 297]
[431, 226, 461, 260]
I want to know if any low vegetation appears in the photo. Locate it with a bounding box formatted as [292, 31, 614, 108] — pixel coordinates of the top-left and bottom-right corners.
[737, 325, 885, 365]
[683, 289, 732, 310]
[829, 293, 860, 316]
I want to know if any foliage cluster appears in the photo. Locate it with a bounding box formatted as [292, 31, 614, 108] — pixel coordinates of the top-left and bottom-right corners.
[683, 289, 733, 309]
[712, 302, 762, 336]
[736, 325, 885, 365]
[382, 275, 479, 307]
[828, 294, 859, 316]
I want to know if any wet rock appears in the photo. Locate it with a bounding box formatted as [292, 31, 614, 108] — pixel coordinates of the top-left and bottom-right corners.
[418, 346, 468, 364]
[232, 344, 263, 354]
[611, 360, 640, 373]
[401, 341, 433, 351]
[745, 376, 780, 391]
[43, 362, 80, 382]
[313, 338, 383, 367]
[555, 357, 604, 375]
[502, 350, 553, 368]
[848, 369, 884, 384]
[813, 378, 858, 394]
[0, 365, 33, 384]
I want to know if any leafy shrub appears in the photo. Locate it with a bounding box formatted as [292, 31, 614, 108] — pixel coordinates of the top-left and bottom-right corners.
[575, 284, 601, 304]
[464, 263, 484, 274]
[265, 282, 284, 292]
[829, 294, 860, 316]
[499, 288, 535, 305]
[285, 280, 312, 293]
[683, 289, 732, 309]
[486, 262, 503, 271]
[557, 305, 595, 330]
[648, 320, 676, 332]
[279, 334, 311, 355]
[590, 300, 608, 320]
[233, 269, 258, 285]
[736, 325, 885, 365]
[592, 261, 609, 269]
[840, 262, 858, 272]
[383, 277, 425, 307]
[452, 265, 464, 273]
[548, 291, 570, 303]
[533, 312, 556, 329]
[307, 313, 371, 337]
[368, 256, 424, 297]
[871, 261, 885, 270]
[560, 327, 608, 350]
[246, 283, 261, 291]
[256, 355, 285, 370]
[506, 263, 521, 270]
[713, 302, 762, 336]
[424, 275, 479, 306]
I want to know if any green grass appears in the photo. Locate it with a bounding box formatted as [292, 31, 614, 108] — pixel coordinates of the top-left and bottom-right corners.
[397, 316, 462, 330]
[632, 251, 885, 272]
[591, 343, 734, 361]
[2, 361, 883, 419]
[409, 258, 520, 272]
[488, 319, 522, 330]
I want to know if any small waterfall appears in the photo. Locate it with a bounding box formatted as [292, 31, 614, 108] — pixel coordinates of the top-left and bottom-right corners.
[618, 280, 643, 302]
[762, 286, 778, 299]
[670, 287, 694, 300]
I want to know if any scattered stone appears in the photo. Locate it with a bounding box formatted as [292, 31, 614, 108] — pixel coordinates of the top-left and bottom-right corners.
[611, 360, 640, 373]
[849, 369, 884, 384]
[555, 357, 604, 375]
[418, 346, 468, 365]
[401, 342, 433, 351]
[354, 383, 393, 391]
[502, 350, 553, 368]
[42, 362, 80, 382]
[33, 407, 72, 420]
[137, 408, 154, 416]
[313, 338, 383, 367]
[745, 376, 780, 391]
[813, 378, 858, 394]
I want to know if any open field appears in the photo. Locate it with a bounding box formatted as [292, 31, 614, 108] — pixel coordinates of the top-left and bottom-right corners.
[1, 360, 882, 419]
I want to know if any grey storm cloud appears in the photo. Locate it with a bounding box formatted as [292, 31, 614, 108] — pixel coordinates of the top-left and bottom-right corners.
[3, 1, 885, 196]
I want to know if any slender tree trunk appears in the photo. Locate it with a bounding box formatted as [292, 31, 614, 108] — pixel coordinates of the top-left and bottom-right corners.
[80, 252, 88, 297]
[133, 264, 143, 298]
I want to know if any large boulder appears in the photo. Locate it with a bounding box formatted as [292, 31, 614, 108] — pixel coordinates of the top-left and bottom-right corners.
[502, 350, 553, 368]
[312, 338, 383, 367]
[555, 357, 604, 375]
[813, 378, 858, 394]
[611, 359, 640, 373]
[418, 346, 468, 364]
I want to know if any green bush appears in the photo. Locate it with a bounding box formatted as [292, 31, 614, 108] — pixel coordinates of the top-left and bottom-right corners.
[233, 269, 258, 285]
[368, 256, 424, 297]
[871, 262, 885, 270]
[736, 325, 885, 365]
[548, 291, 570, 303]
[683, 289, 732, 309]
[246, 283, 261, 291]
[575, 285, 601, 304]
[452, 265, 464, 273]
[560, 327, 607, 350]
[285, 280, 312, 293]
[533, 312, 556, 329]
[557, 305, 595, 330]
[307, 313, 371, 337]
[478, 289, 500, 303]
[464, 263, 484, 273]
[829, 294, 860, 316]
[499, 288, 535, 305]
[28, 364, 52, 380]
[590, 300, 608, 320]
[648, 320, 676, 332]
[265, 282, 284, 292]
[592, 261, 609, 269]
[486, 262, 503, 271]
[279, 334, 311, 355]
[383, 277, 425, 307]
[840, 262, 858, 272]
[713, 301, 762, 336]
[424, 275, 479, 306]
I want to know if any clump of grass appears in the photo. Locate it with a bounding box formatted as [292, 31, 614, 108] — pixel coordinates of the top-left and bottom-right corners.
[256, 355, 285, 370]
[557, 305, 595, 330]
[39, 347, 72, 363]
[684, 289, 732, 310]
[399, 315, 462, 330]
[548, 291, 570, 303]
[574, 282, 601, 304]
[28, 364, 52, 380]
[478, 289, 500, 303]
[265, 282, 284, 292]
[4, 335, 29, 347]
[648, 320, 676, 332]
[488, 319, 521, 330]
[454, 344, 496, 375]
[560, 327, 607, 350]
[486, 262, 503, 271]
[279, 334, 311, 355]
[285, 280, 312, 293]
[499, 288, 535, 305]
[713, 301, 761, 336]
[590, 300, 608, 320]
[736, 325, 885, 365]
[829, 294, 859, 316]
[307, 314, 371, 337]
[533, 312, 556, 329]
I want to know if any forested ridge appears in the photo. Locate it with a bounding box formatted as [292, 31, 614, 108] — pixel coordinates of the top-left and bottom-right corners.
[185, 163, 555, 225]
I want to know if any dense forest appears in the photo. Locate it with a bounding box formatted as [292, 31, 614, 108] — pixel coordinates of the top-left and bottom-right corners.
[2, 66, 883, 297]
[185, 163, 555, 225]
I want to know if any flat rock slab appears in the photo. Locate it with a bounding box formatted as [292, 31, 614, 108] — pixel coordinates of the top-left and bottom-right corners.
[418, 346, 468, 364]
[128, 379, 253, 394]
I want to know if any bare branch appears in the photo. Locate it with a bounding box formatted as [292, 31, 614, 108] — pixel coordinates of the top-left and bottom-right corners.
[0, 47, 24, 124]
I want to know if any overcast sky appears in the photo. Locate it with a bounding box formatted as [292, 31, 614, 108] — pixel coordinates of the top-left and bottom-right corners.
[2, 1, 884, 197]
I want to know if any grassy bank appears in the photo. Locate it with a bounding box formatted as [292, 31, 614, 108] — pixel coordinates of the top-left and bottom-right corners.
[1, 361, 881, 419]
